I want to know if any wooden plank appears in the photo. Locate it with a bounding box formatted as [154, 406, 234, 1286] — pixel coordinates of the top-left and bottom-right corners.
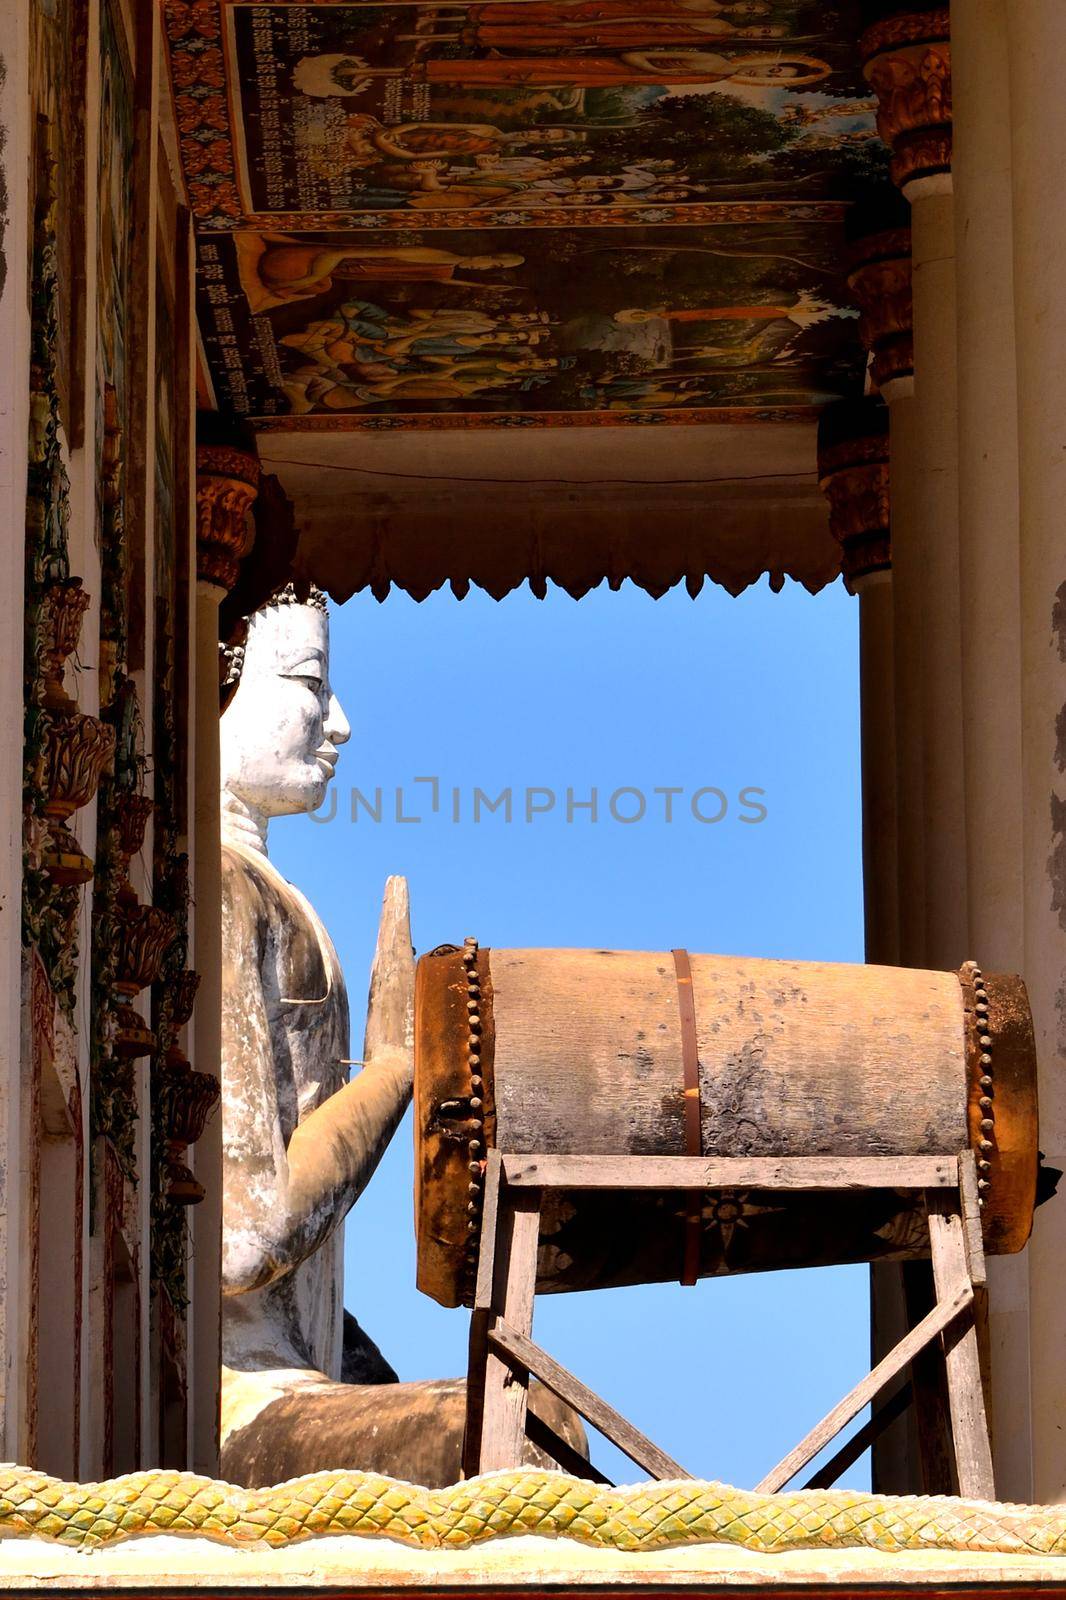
[489, 1319, 690, 1481]
[928, 1192, 995, 1501]
[462, 1152, 503, 1478]
[803, 1382, 912, 1489]
[904, 1259, 957, 1495]
[502, 1153, 958, 1192]
[957, 1152, 988, 1289]
[474, 1151, 504, 1313]
[756, 1282, 973, 1493]
[463, 1306, 490, 1482]
[524, 1410, 613, 1486]
[478, 1185, 541, 1474]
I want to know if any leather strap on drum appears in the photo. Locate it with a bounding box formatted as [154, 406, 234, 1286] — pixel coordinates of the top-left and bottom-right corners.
[672, 948, 702, 1287]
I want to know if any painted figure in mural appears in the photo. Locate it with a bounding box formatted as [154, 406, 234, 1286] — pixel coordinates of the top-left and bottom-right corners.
[406, 49, 830, 90]
[437, 0, 778, 15]
[322, 117, 586, 206]
[234, 233, 526, 313]
[293, 48, 831, 94]
[417, 0, 780, 40]
[417, 8, 789, 49]
[219, 585, 581, 1485]
[336, 116, 582, 167]
[614, 291, 842, 328]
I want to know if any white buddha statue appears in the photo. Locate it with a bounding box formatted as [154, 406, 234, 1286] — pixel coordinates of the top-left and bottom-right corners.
[218, 584, 579, 1486]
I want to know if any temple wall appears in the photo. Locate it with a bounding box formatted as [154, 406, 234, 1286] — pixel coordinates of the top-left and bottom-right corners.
[852, 0, 1066, 1505]
[0, 0, 1062, 1515]
[0, 0, 217, 1477]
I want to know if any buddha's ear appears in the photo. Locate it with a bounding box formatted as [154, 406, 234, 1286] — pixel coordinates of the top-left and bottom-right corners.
[363, 875, 414, 1074]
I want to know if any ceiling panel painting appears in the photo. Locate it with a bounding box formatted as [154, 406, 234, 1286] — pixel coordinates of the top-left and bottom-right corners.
[198, 221, 863, 426]
[168, 0, 886, 429]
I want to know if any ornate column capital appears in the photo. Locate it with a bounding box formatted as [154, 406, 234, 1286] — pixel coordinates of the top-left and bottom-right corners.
[817, 399, 891, 586]
[860, 7, 952, 197]
[195, 442, 260, 594]
[846, 189, 914, 400]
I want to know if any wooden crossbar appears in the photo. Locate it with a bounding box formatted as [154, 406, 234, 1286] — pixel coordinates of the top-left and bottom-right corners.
[465, 1149, 994, 1501]
[502, 1154, 959, 1191]
[755, 1284, 973, 1493]
[802, 1382, 913, 1490]
[525, 1409, 614, 1485]
[489, 1318, 690, 1481]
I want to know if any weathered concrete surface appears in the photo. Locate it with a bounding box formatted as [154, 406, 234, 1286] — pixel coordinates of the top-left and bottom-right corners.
[0, 1534, 1064, 1589]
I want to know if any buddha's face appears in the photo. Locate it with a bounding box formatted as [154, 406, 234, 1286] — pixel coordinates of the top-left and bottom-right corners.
[221, 602, 351, 819]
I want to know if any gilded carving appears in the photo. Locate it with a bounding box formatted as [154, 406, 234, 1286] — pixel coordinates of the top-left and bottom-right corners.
[113, 790, 154, 867]
[40, 579, 91, 710]
[861, 11, 951, 193]
[195, 445, 260, 593]
[817, 403, 891, 585]
[23, 141, 107, 1013]
[846, 226, 914, 395]
[38, 579, 114, 888]
[41, 718, 114, 888]
[157, 1053, 220, 1206]
[112, 896, 175, 1060]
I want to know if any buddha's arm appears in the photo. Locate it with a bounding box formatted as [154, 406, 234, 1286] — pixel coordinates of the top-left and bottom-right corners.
[223, 874, 414, 1296]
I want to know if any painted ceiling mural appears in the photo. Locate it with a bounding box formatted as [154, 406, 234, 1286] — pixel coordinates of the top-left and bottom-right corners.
[166, 0, 887, 428]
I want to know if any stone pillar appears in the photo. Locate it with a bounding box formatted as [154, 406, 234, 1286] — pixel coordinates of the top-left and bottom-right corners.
[863, 7, 966, 975]
[817, 373, 917, 1493]
[191, 436, 259, 1474]
[0, 0, 33, 1463]
[952, 0, 1029, 1503]
[846, 196, 923, 968]
[862, 4, 963, 1498]
[817, 398, 898, 968]
[1005, 3, 1066, 1508]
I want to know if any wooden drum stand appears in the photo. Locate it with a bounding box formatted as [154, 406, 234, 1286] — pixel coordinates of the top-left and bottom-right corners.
[463, 1149, 994, 1499]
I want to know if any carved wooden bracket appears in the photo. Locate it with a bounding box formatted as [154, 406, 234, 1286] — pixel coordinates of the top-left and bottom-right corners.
[159, 1052, 220, 1205]
[41, 713, 115, 886]
[847, 225, 914, 397]
[195, 444, 261, 594]
[37, 577, 115, 887]
[112, 894, 176, 1060]
[861, 8, 951, 195]
[817, 399, 891, 586]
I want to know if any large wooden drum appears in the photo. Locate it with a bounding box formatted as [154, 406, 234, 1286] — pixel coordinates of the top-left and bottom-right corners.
[414, 946, 1038, 1309]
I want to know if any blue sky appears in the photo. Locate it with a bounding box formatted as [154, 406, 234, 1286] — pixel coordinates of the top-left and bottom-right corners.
[268, 573, 869, 1488]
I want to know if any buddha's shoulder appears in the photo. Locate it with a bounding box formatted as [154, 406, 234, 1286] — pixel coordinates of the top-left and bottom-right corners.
[221, 840, 310, 929]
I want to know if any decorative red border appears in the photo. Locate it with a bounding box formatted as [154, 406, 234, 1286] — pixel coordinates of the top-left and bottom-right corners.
[252, 405, 820, 430]
[164, 0, 242, 221]
[163, 0, 859, 231]
[219, 201, 849, 232]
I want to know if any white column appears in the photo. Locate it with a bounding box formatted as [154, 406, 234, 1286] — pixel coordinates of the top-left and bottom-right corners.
[886, 392, 927, 968]
[909, 183, 969, 970]
[953, 0, 1030, 1503]
[127, 7, 161, 1463]
[0, 0, 33, 1463]
[879, 392, 927, 1492]
[191, 579, 224, 1476]
[1006, 1, 1066, 1508]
